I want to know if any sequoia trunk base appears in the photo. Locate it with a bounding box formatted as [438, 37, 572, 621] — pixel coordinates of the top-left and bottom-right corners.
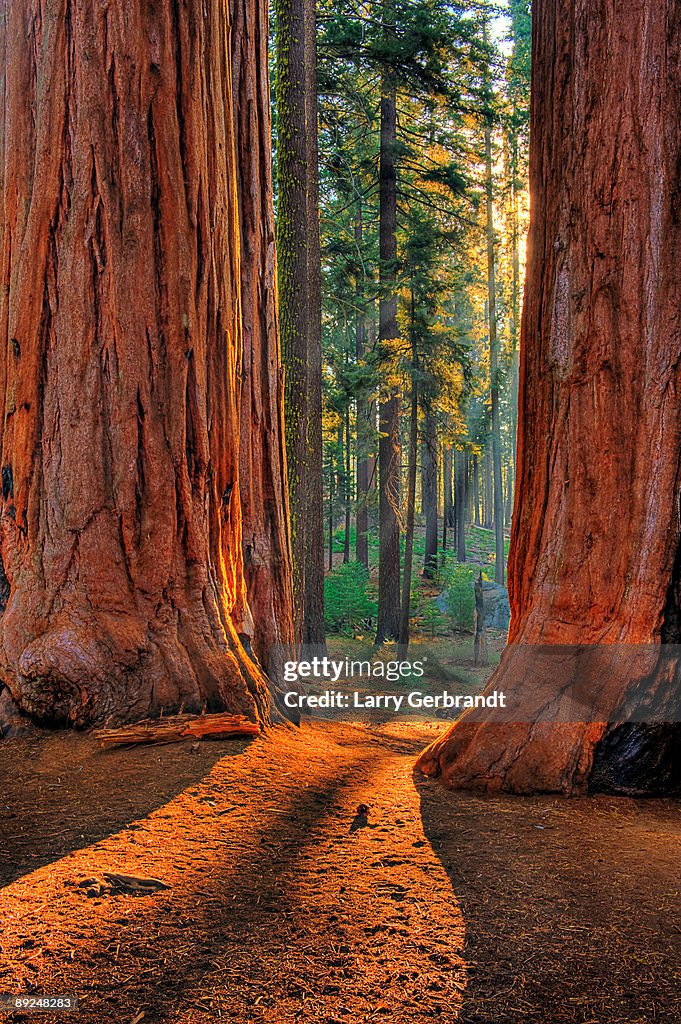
[0, 1, 279, 728]
[418, 0, 681, 794]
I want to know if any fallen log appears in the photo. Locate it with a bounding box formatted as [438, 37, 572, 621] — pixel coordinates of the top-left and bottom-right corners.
[96, 712, 260, 749]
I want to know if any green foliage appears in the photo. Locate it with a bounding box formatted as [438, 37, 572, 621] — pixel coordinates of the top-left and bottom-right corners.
[507, 0, 532, 135]
[273, 1, 532, 616]
[420, 597, 447, 638]
[440, 560, 476, 632]
[324, 562, 377, 636]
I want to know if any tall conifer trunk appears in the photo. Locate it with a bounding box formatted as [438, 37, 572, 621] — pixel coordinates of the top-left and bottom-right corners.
[0, 0, 278, 727]
[355, 205, 370, 568]
[483, 18, 505, 586]
[275, 0, 308, 641]
[302, 0, 325, 645]
[418, 0, 681, 794]
[454, 451, 466, 563]
[275, 0, 324, 645]
[483, 448, 492, 529]
[376, 15, 401, 643]
[343, 403, 351, 563]
[422, 405, 438, 578]
[399, 349, 418, 649]
[442, 446, 453, 553]
[472, 454, 481, 527]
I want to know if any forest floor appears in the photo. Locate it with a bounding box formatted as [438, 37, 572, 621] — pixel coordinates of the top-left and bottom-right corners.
[0, 721, 680, 1024]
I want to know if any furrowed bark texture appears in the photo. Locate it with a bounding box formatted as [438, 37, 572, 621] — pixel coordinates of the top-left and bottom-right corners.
[274, 0, 325, 647]
[274, 0, 308, 643]
[0, 0, 275, 726]
[417, 0, 681, 793]
[301, 0, 326, 647]
[231, 0, 295, 667]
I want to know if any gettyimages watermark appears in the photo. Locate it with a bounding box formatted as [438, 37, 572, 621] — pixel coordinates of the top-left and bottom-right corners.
[279, 653, 507, 713]
[268, 643, 681, 723]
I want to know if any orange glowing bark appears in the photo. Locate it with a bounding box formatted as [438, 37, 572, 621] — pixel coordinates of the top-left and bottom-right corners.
[0, 1, 282, 727]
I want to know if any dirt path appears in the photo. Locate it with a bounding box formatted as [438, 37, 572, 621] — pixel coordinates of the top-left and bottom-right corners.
[0, 722, 679, 1023]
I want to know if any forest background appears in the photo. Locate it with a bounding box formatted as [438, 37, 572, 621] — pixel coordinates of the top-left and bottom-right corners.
[274, 0, 532, 654]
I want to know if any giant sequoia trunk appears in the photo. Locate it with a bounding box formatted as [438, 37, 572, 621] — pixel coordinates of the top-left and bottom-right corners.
[0, 1, 279, 727]
[417, 0, 681, 794]
[232, 0, 295, 667]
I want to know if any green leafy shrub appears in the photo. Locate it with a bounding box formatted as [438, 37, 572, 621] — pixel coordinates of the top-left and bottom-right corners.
[324, 561, 377, 636]
[440, 561, 475, 632]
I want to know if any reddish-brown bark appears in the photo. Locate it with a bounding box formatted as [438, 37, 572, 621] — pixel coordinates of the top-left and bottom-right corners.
[231, 0, 295, 668]
[418, 0, 681, 793]
[0, 1, 279, 727]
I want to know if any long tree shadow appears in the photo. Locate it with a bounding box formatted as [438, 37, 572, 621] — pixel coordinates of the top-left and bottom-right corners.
[0, 731, 257, 888]
[0, 727, 468, 1023]
[415, 769, 681, 1023]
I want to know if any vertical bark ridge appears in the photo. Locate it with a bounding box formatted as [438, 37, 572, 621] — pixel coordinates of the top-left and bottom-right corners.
[231, 0, 295, 666]
[417, 0, 681, 793]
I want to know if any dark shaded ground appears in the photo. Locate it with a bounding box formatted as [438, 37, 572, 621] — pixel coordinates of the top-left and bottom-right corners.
[0, 732, 243, 888]
[0, 722, 679, 1023]
[417, 777, 681, 1023]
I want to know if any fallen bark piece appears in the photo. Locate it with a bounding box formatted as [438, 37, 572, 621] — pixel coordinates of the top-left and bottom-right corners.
[103, 872, 170, 895]
[95, 713, 260, 749]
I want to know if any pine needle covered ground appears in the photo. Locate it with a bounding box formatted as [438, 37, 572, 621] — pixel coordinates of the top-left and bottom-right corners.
[0, 723, 679, 1023]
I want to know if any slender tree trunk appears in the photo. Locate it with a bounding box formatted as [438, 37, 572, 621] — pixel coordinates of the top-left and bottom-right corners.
[473, 454, 481, 527]
[422, 404, 438, 578]
[275, 0, 324, 645]
[483, 447, 492, 529]
[473, 571, 488, 667]
[275, 0, 308, 639]
[302, 0, 325, 645]
[418, 0, 681, 795]
[343, 403, 351, 563]
[355, 205, 370, 568]
[376, 34, 401, 643]
[501, 126, 522, 536]
[0, 0, 276, 727]
[336, 423, 347, 569]
[442, 446, 453, 554]
[232, 0, 295, 667]
[399, 367, 418, 649]
[507, 129, 521, 531]
[455, 451, 466, 563]
[504, 459, 513, 527]
[466, 453, 474, 524]
[328, 454, 335, 573]
[483, 21, 505, 586]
